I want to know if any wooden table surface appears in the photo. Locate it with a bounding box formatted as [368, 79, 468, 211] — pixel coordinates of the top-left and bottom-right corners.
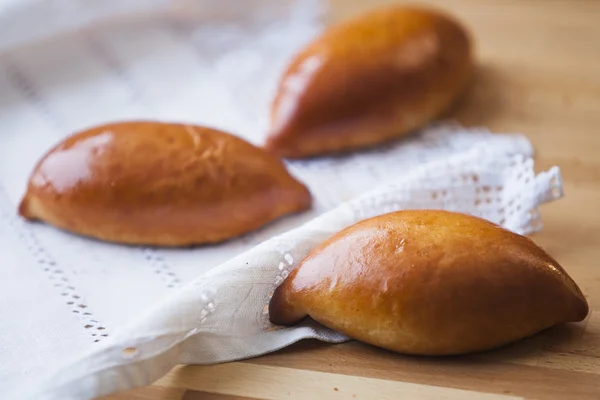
[104, 1, 600, 399]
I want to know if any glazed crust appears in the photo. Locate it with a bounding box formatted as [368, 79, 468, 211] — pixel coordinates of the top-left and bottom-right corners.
[19, 121, 311, 246]
[265, 6, 473, 159]
[269, 210, 588, 355]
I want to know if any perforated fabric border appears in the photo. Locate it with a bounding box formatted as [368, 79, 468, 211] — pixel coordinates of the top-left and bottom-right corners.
[0, 186, 110, 342]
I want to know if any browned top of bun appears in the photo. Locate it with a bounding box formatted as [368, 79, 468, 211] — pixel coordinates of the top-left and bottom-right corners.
[265, 6, 473, 158]
[270, 210, 588, 355]
[20, 121, 311, 246]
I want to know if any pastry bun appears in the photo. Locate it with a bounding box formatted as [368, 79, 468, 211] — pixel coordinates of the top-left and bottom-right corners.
[265, 6, 474, 158]
[19, 121, 311, 247]
[269, 210, 588, 355]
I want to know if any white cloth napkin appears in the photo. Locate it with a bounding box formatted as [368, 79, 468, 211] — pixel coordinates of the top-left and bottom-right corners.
[0, 1, 565, 399]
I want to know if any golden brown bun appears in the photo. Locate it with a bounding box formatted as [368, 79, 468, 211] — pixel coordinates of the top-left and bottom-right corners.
[269, 210, 588, 355]
[264, 6, 473, 159]
[19, 121, 311, 247]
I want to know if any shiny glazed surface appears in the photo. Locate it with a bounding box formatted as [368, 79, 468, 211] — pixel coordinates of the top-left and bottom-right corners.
[265, 6, 473, 159]
[19, 121, 311, 246]
[269, 210, 588, 356]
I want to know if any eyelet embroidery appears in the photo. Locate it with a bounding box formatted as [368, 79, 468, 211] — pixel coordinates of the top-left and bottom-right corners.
[0, 186, 109, 342]
[142, 248, 181, 289]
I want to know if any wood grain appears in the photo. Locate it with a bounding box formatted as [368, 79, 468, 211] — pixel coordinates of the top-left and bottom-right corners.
[154, 363, 522, 400]
[101, 1, 600, 399]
